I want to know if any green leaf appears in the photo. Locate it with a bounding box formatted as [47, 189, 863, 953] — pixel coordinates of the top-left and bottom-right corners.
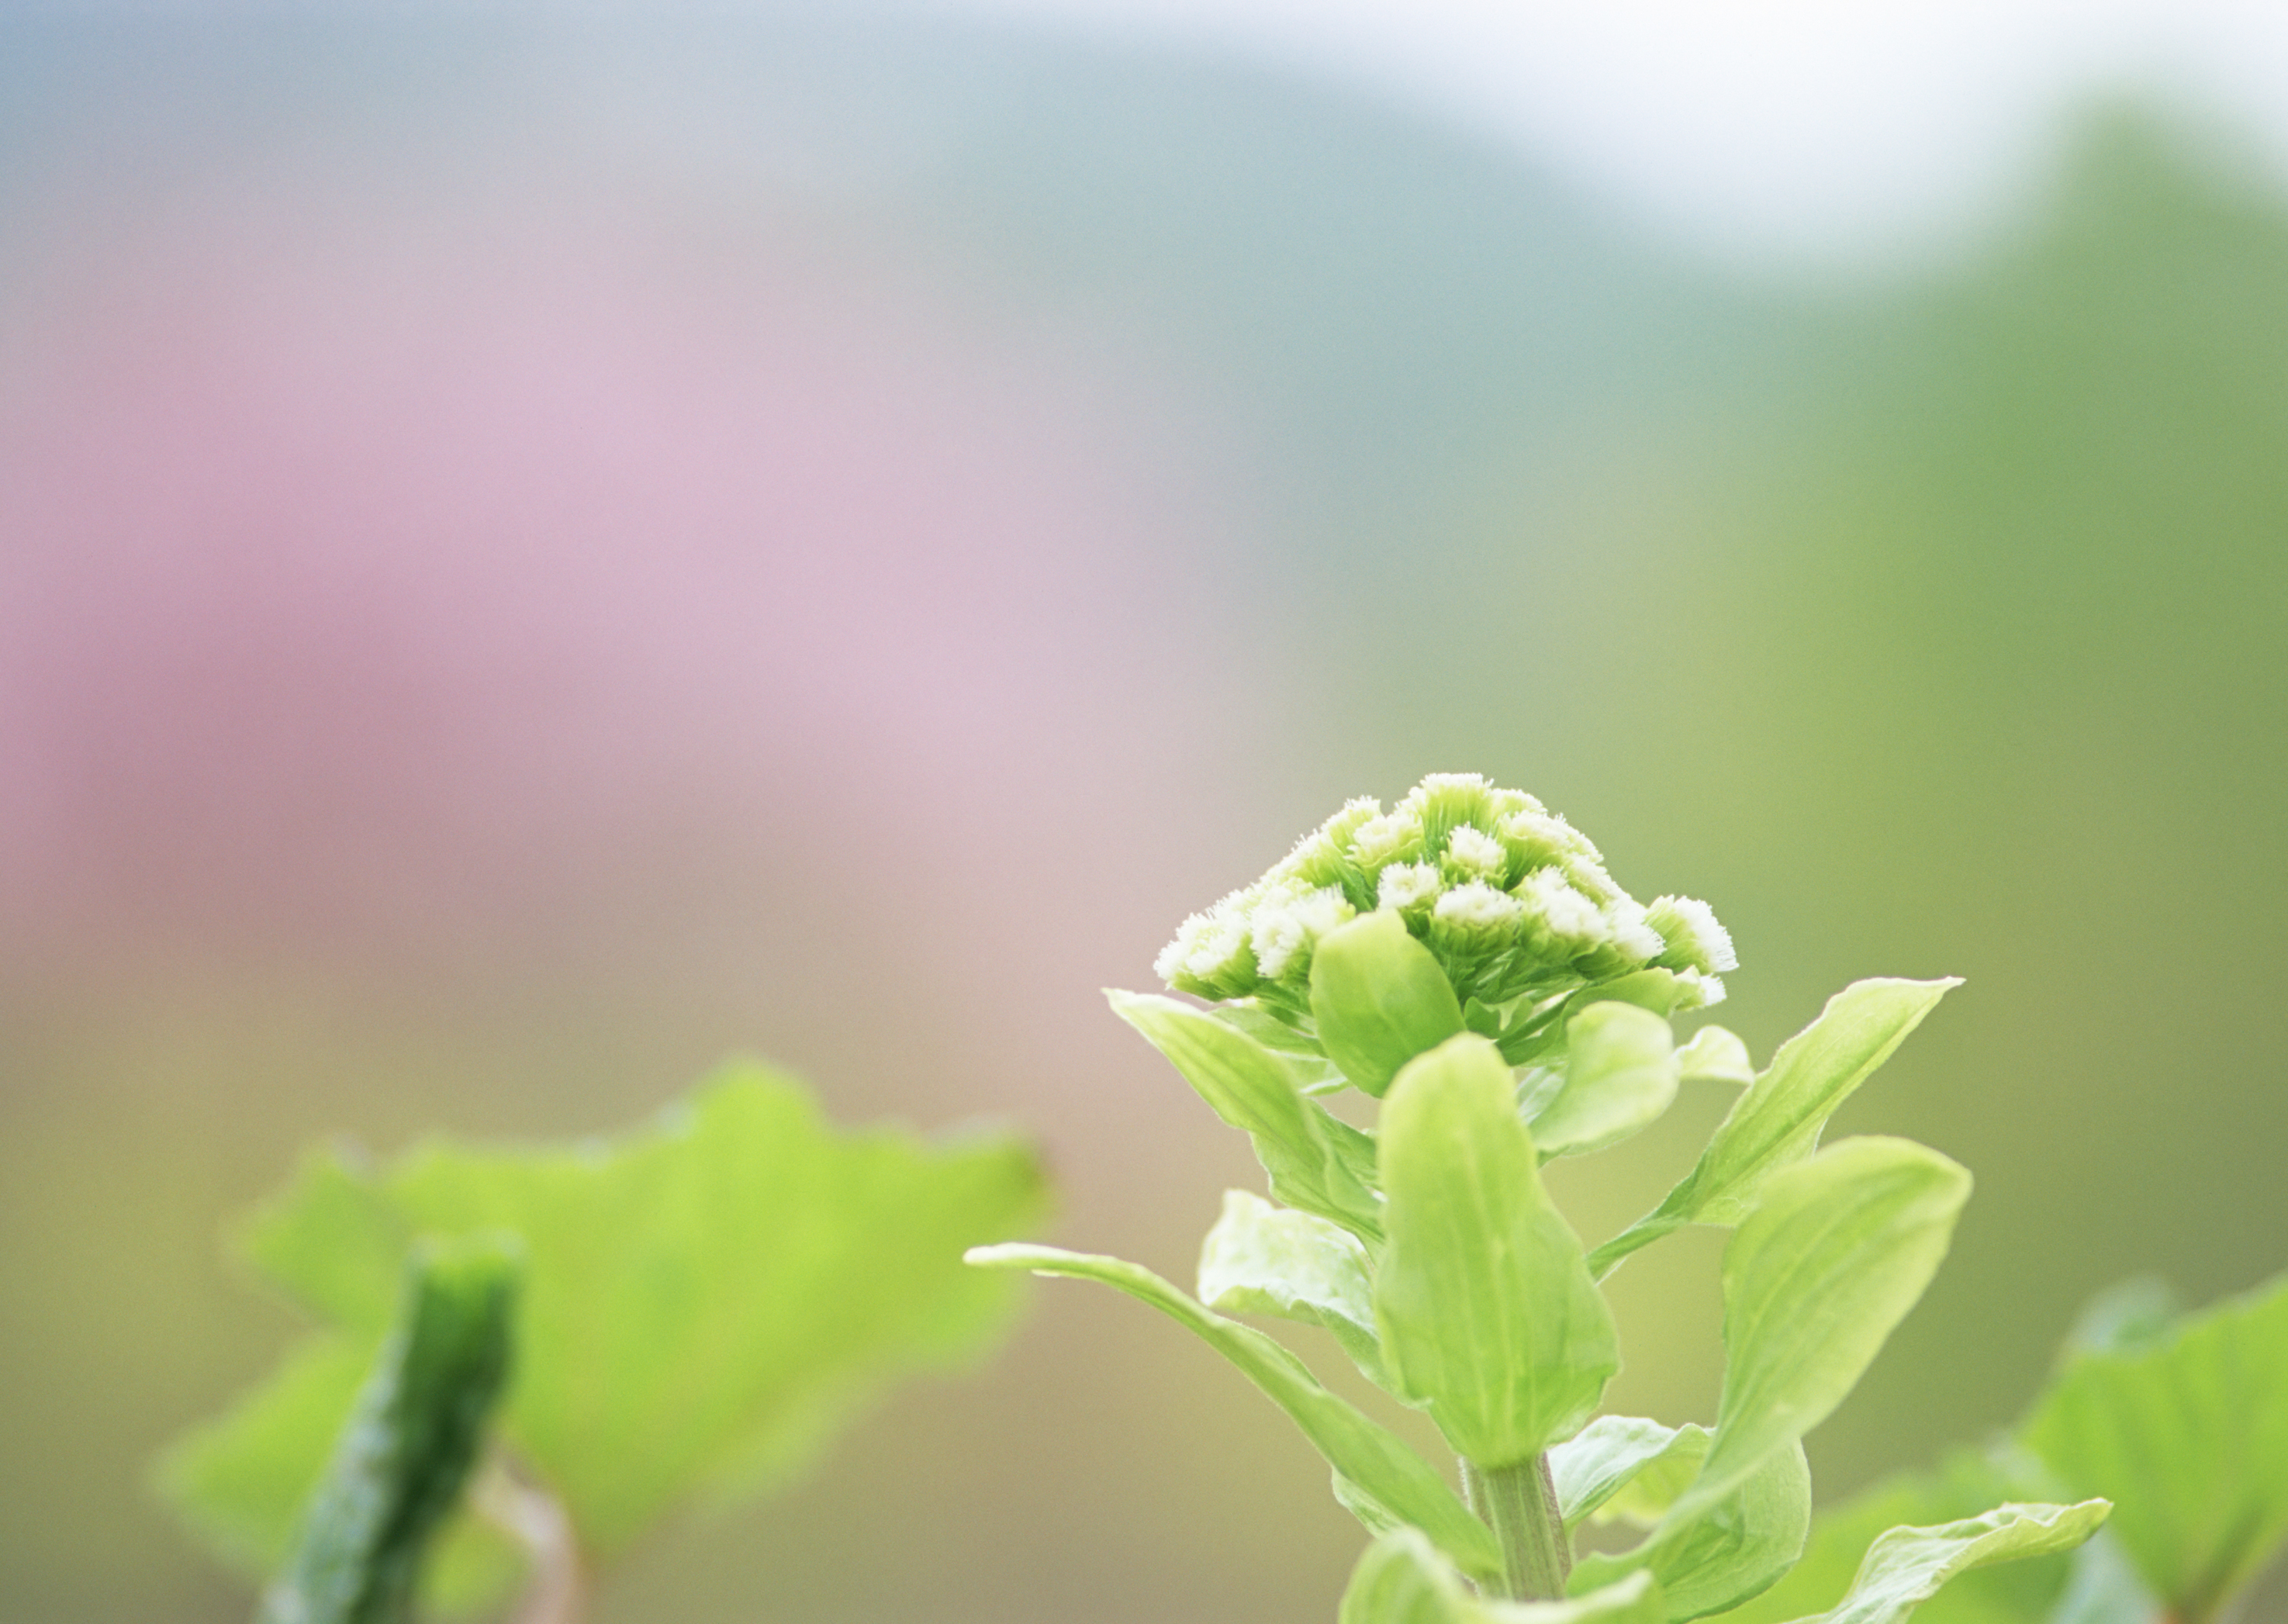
[1198, 1188, 1392, 1389]
[1311, 911, 1469, 1097]
[1683, 1138, 1970, 1520]
[1599, 1427, 1713, 1531]
[1110, 990, 1384, 1242]
[1528, 1004, 1680, 1159]
[1589, 980, 1957, 1277]
[1792, 1501, 2110, 1624]
[1574, 1442, 1813, 1622]
[968, 1242, 1502, 1580]
[1549, 1417, 1708, 1532]
[1713, 1450, 2078, 1624]
[1674, 1027, 1754, 1086]
[256, 1236, 522, 1624]
[1342, 1529, 1666, 1624]
[2022, 1270, 2288, 1624]
[1375, 1035, 1619, 1467]
[167, 1066, 1048, 1575]
[1209, 1000, 1349, 1092]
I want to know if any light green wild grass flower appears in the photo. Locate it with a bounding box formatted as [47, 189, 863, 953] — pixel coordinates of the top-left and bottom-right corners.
[1154, 773, 1736, 1046]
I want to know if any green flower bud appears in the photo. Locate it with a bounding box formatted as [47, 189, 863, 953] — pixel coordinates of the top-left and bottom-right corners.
[1350, 809, 1426, 870]
[1399, 771, 1502, 848]
[1148, 774, 1740, 1071]
[1153, 892, 1259, 1000]
[1248, 881, 1357, 983]
[1647, 894, 1738, 975]
[1441, 824, 1512, 886]
[1376, 861, 1443, 915]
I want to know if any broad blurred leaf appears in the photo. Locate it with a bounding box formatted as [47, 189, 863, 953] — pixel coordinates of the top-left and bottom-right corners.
[1198, 1188, 1391, 1389]
[166, 1065, 1047, 1577]
[1527, 1004, 1679, 1159]
[2022, 1270, 2288, 1623]
[1550, 1417, 1707, 1532]
[1311, 911, 1467, 1097]
[1342, 1529, 1664, 1624]
[968, 1242, 1500, 1580]
[1110, 990, 1384, 1242]
[1375, 1035, 1619, 1466]
[1684, 1139, 1969, 1520]
[259, 1237, 520, 1624]
[1797, 1502, 2110, 1624]
[1590, 981, 1957, 1277]
[1576, 1443, 1813, 1622]
[2057, 1277, 2180, 1362]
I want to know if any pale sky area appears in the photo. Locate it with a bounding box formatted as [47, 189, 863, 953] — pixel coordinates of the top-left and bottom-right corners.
[931, 0, 2288, 265]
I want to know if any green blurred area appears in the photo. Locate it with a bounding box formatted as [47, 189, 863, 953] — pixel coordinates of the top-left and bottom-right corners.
[4, 17, 2287, 1622]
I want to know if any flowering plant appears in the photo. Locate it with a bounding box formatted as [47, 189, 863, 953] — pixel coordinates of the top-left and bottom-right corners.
[973, 773, 2109, 1624]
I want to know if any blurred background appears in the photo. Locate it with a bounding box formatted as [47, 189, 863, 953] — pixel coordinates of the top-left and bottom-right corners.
[5, 3, 2287, 1620]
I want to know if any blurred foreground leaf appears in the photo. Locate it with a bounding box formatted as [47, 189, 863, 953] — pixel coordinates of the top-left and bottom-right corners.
[2023, 1270, 2288, 1624]
[161, 1063, 1047, 1601]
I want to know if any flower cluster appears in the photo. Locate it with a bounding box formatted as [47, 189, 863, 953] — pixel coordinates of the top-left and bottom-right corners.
[1155, 773, 1735, 1015]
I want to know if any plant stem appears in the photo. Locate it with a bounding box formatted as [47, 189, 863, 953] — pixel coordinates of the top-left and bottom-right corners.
[1463, 1454, 1571, 1602]
[479, 1466, 586, 1624]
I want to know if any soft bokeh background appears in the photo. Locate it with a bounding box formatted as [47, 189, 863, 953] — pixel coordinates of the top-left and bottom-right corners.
[5, 5, 2287, 1621]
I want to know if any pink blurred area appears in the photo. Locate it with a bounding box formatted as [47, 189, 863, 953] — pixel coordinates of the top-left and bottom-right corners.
[0, 123, 1359, 1622]
[0, 180, 1275, 1052]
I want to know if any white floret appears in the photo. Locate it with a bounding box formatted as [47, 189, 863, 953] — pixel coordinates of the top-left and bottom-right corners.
[1518, 866, 1610, 948]
[1349, 810, 1423, 869]
[1377, 862, 1443, 911]
[1651, 894, 1738, 973]
[1444, 824, 1508, 879]
[1433, 880, 1523, 933]
[1249, 884, 1356, 980]
[1605, 897, 1668, 963]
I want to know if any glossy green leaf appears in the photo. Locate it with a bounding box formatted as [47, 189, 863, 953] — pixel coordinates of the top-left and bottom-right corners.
[1198, 1188, 1391, 1389]
[166, 1066, 1048, 1574]
[1342, 1530, 1664, 1624]
[1111, 990, 1384, 1242]
[1683, 1138, 1969, 1520]
[1674, 1026, 1754, 1086]
[968, 1242, 1501, 1580]
[1375, 1035, 1619, 1467]
[2022, 1269, 2288, 1624]
[256, 1236, 521, 1624]
[1574, 1442, 1813, 1622]
[1528, 1004, 1680, 1159]
[1311, 911, 1468, 1097]
[1588, 980, 1957, 1277]
[1794, 1501, 2110, 1624]
[1550, 1417, 1709, 1532]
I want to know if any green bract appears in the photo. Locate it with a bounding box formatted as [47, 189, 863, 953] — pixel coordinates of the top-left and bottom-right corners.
[974, 772, 2108, 1624]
